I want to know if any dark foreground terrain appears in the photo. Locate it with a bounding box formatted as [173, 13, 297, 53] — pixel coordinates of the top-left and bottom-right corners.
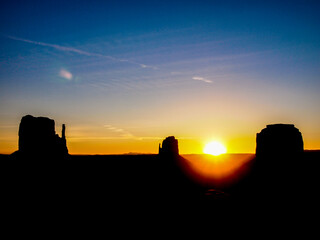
[0, 154, 207, 206]
[1, 151, 320, 203]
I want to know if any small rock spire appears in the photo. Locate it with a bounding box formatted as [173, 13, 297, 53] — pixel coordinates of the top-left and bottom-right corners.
[62, 124, 66, 140]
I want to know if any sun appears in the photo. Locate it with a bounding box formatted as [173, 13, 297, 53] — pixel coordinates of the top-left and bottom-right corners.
[204, 141, 227, 156]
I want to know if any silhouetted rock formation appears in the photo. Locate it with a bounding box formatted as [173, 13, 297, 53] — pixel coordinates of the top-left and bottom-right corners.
[256, 124, 303, 159]
[157, 136, 203, 198]
[13, 115, 68, 159]
[159, 136, 179, 157]
[240, 124, 305, 200]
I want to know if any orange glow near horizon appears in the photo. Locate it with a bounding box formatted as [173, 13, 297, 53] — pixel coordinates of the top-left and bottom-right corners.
[1, 135, 320, 155]
[183, 154, 255, 187]
[0, 127, 320, 155]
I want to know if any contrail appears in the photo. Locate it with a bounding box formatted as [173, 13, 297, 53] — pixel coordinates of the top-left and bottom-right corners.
[4, 35, 215, 85]
[4, 35, 156, 69]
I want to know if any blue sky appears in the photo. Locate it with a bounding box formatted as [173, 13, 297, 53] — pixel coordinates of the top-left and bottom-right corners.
[0, 0, 320, 154]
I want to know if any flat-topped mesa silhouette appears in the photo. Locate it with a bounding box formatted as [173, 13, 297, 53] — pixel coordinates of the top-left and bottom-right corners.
[13, 115, 68, 159]
[231, 124, 305, 200]
[159, 136, 179, 157]
[256, 124, 304, 159]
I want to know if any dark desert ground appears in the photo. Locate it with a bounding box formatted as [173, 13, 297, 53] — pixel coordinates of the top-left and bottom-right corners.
[1, 151, 320, 201]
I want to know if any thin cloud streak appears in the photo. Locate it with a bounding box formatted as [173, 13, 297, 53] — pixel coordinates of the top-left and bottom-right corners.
[4, 35, 214, 86]
[4, 35, 155, 69]
[104, 124, 139, 140]
[68, 136, 164, 141]
[192, 76, 212, 83]
[102, 125, 171, 140]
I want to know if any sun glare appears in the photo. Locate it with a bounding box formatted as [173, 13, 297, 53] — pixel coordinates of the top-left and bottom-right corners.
[204, 141, 227, 156]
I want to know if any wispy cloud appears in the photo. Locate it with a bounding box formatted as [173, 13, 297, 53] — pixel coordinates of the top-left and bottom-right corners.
[4, 35, 154, 69]
[103, 124, 164, 140]
[104, 124, 137, 139]
[140, 64, 148, 68]
[4, 35, 217, 86]
[59, 68, 73, 80]
[192, 76, 212, 83]
[6, 35, 98, 56]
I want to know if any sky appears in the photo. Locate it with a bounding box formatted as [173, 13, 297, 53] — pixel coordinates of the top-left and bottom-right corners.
[0, 0, 319, 154]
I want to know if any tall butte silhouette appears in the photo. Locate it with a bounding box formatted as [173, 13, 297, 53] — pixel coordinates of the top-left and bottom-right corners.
[158, 136, 179, 157]
[11, 115, 68, 160]
[255, 124, 303, 175]
[158, 136, 204, 198]
[256, 124, 304, 159]
[243, 123, 305, 200]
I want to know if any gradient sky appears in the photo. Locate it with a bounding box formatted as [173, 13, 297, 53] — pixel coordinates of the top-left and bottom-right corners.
[1, 0, 320, 154]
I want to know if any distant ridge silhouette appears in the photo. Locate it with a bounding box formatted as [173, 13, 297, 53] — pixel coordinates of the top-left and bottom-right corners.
[11, 115, 68, 160]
